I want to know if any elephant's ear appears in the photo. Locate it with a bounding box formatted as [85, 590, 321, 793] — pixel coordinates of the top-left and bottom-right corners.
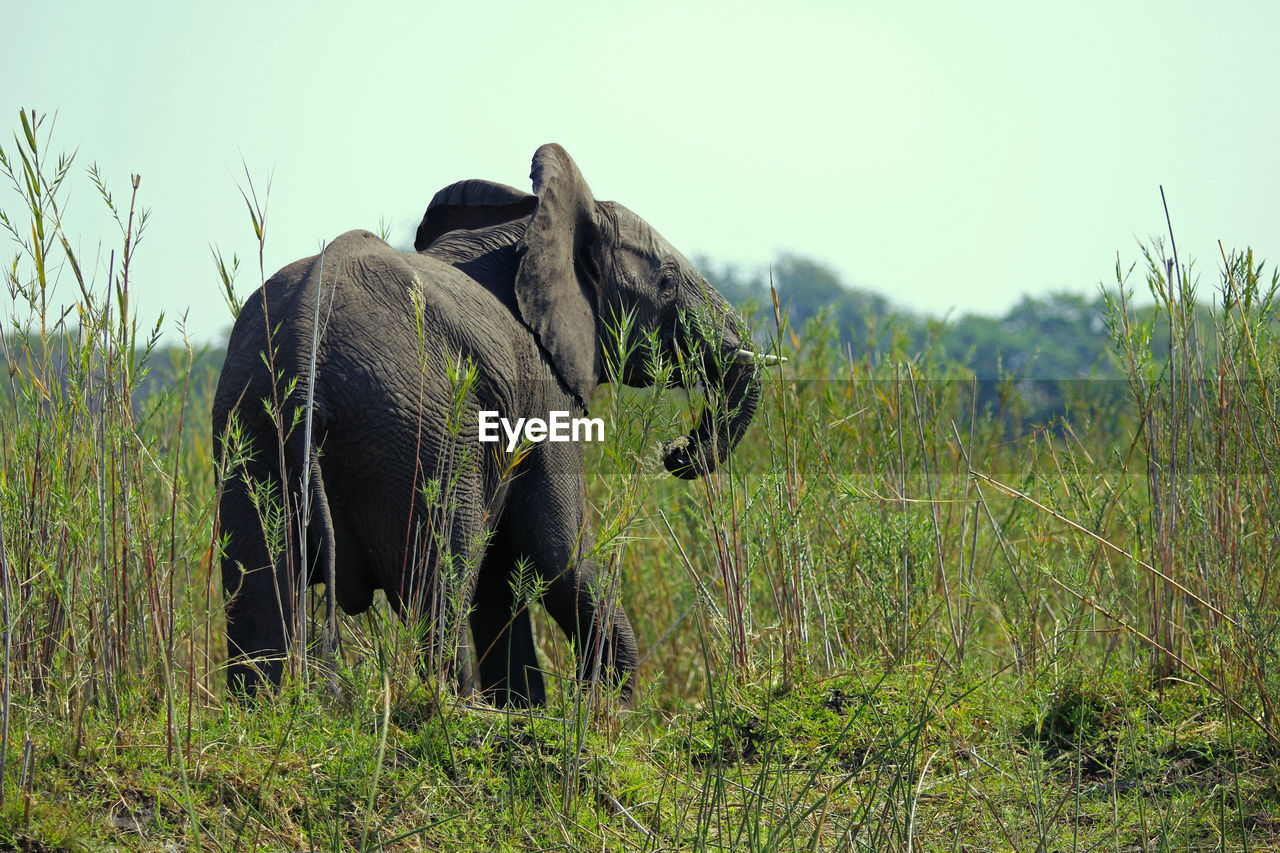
[515, 144, 603, 405]
[414, 180, 537, 251]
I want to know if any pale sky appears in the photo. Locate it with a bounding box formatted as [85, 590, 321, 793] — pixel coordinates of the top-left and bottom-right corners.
[4, 0, 1278, 345]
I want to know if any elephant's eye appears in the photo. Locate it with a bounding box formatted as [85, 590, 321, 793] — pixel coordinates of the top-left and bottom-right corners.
[658, 275, 675, 296]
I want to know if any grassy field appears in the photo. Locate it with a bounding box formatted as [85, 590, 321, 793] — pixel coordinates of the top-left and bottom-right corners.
[2, 111, 1279, 851]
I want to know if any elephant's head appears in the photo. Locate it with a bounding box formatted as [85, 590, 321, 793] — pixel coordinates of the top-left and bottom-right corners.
[416, 143, 762, 478]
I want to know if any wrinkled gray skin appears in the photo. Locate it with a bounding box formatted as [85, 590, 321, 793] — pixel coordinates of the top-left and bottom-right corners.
[213, 144, 760, 705]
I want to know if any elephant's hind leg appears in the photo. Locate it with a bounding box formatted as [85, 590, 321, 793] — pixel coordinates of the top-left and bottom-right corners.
[220, 461, 297, 697]
[504, 446, 640, 704]
[382, 449, 490, 699]
[471, 541, 546, 707]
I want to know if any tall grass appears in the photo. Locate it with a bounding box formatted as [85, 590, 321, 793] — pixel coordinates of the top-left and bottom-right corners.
[0, 108, 215, 729]
[0, 111, 219, 850]
[1, 111, 1277, 849]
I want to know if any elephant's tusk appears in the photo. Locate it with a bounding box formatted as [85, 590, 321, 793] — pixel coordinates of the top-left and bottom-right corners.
[735, 348, 786, 366]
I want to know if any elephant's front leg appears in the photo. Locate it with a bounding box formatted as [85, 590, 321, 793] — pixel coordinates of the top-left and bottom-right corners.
[539, 557, 639, 703]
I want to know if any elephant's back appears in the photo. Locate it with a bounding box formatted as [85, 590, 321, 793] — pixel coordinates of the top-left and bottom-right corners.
[212, 252, 320, 443]
[310, 241, 537, 521]
[211, 229, 544, 466]
[310, 235, 533, 385]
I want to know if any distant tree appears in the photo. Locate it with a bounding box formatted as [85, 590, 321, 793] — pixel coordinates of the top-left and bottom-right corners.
[700, 251, 1125, 429]
[698, 253, 921, 356]
[694, 256, 763, 309]
[945, 292, 1112, 380]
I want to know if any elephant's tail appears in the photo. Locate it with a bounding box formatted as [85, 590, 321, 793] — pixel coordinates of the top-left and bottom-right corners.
[306, 445, 339, 662]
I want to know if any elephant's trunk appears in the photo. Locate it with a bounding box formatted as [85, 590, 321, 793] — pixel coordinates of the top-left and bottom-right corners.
[662, 348, 761, 479]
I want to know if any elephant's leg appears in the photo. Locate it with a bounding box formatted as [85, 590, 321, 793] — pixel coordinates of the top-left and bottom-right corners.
[391, 526, 478, 696]
[470, 541, 546, 706]
[538, 558, 639, 703]
[507, 447, 639, 703]
[220, 461, 297, 696]
[384, 451, 490, 698]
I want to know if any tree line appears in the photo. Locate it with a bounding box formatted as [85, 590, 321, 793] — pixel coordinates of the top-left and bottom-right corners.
[6, 249, 1241, 433]
[700, 252, 1116, 381]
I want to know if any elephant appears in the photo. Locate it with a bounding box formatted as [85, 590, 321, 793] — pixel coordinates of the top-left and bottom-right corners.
[212, 143, 764, 706]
